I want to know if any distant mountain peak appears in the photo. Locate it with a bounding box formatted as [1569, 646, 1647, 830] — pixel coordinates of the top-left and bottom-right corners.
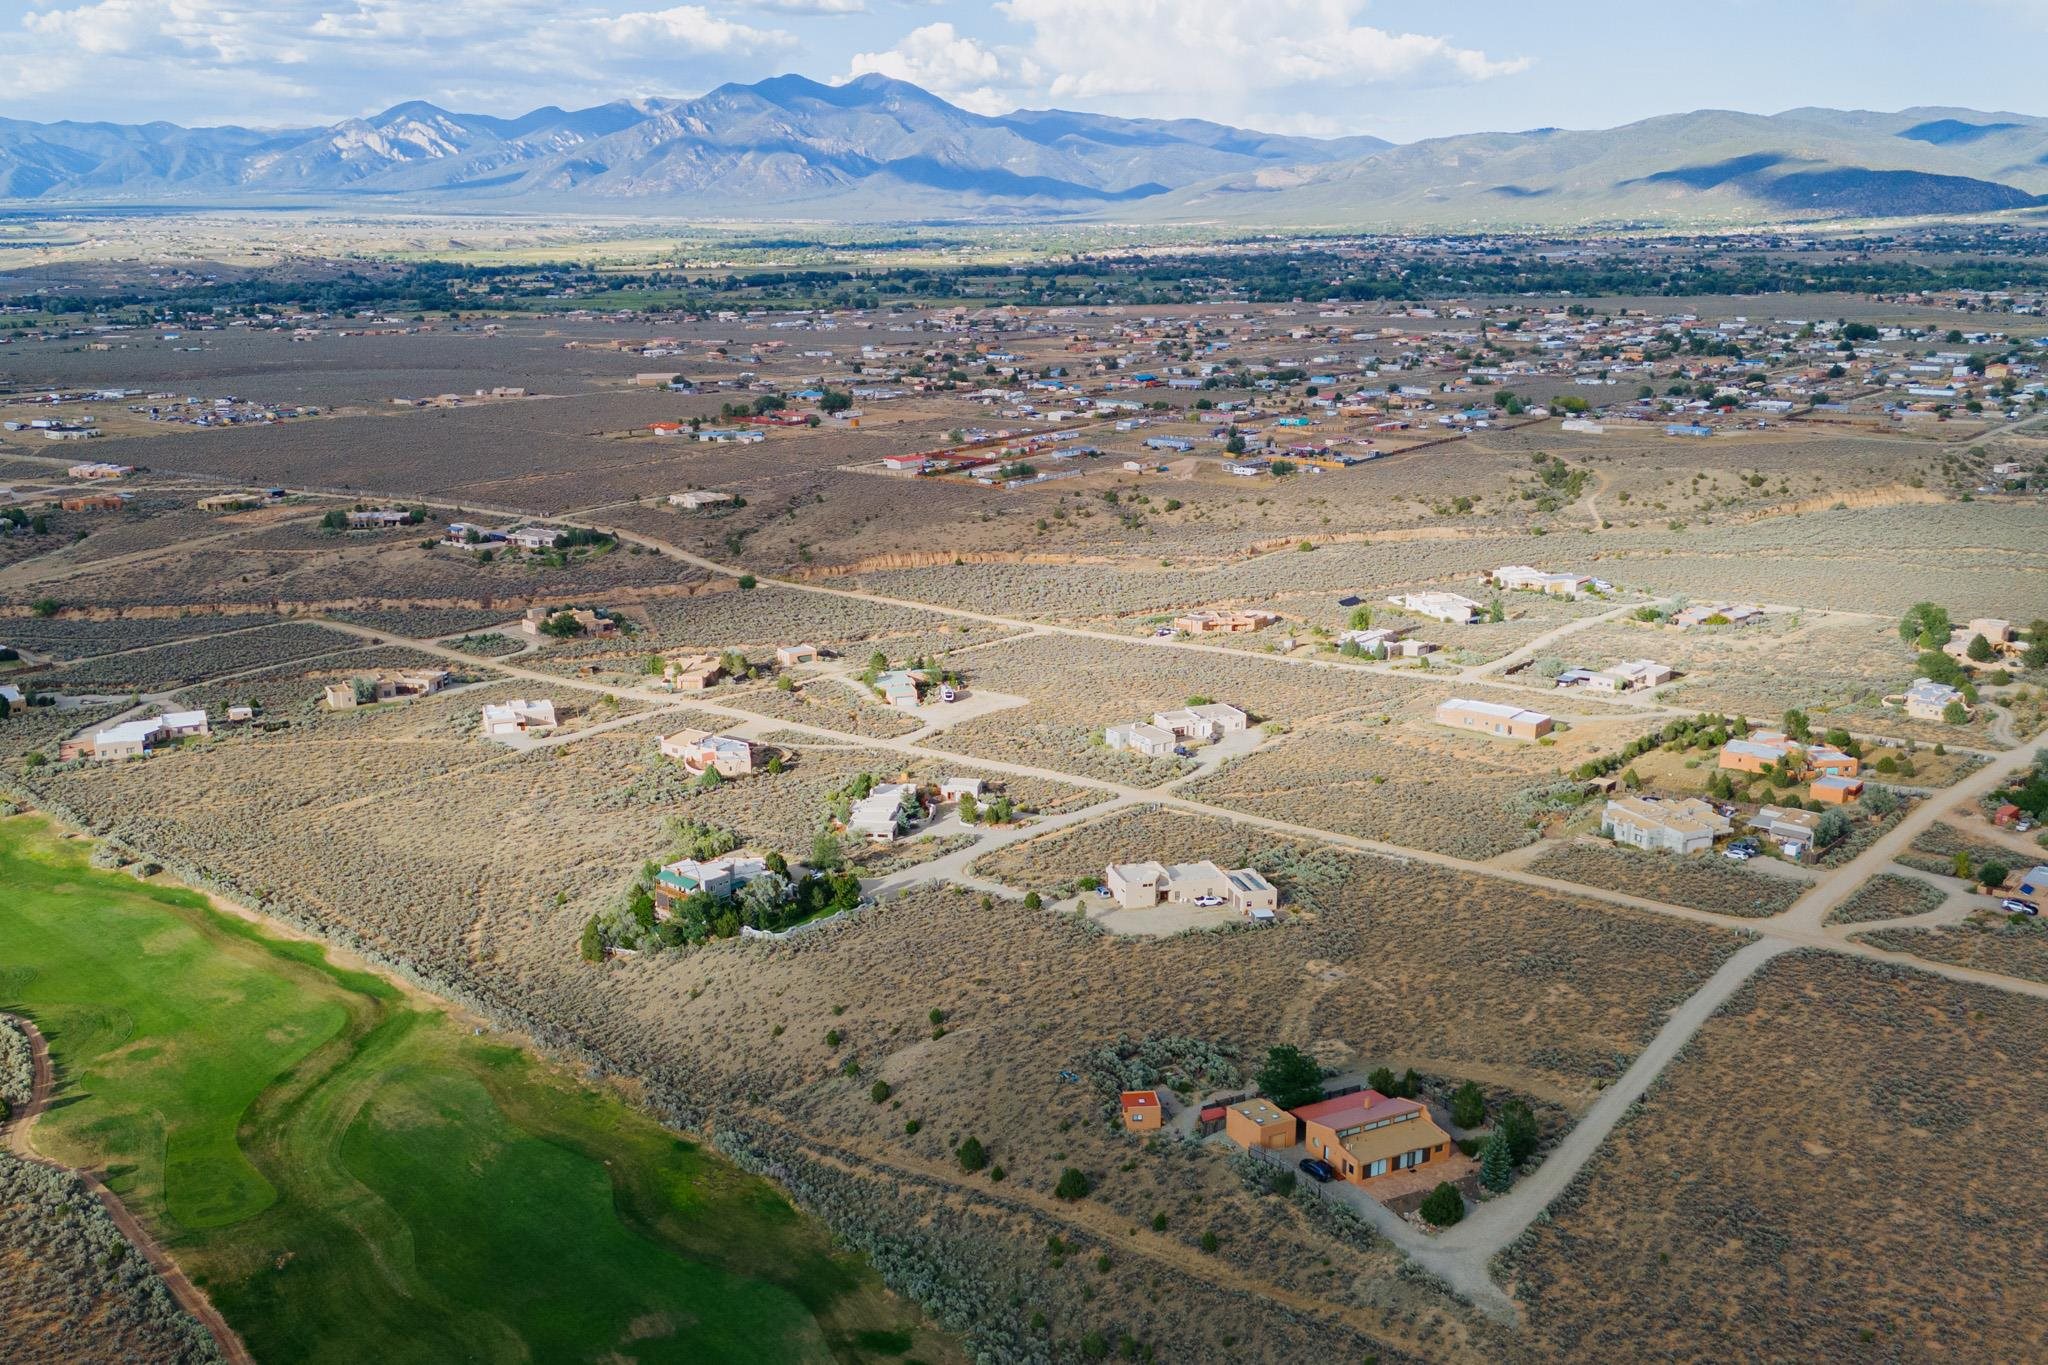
[0, 85, 2042, 228]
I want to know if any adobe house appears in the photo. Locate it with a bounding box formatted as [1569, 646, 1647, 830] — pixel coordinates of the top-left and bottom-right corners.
[1223, 1098, 1297, 1150]
[1119, 1090, 1163, 1133]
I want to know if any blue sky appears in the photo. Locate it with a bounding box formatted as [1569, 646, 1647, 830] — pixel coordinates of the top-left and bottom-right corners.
[4, 0, 2045, 137]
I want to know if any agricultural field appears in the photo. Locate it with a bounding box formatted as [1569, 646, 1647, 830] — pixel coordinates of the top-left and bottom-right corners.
[1526, 841, 1805, 918]
[1499, 951, 2048, 1360]
[0, 814, 949, 1365]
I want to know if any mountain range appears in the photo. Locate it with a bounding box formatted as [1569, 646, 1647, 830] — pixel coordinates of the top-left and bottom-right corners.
[3, 74, 2046, 229]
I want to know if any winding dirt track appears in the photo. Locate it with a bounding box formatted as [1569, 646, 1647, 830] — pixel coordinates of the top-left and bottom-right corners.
[1, 1011, 253, 1365]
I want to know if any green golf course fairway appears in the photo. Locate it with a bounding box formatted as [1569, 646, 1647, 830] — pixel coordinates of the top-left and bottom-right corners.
[0, 815, 946, 1364]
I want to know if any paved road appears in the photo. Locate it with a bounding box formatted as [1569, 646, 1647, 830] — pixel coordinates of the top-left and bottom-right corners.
[2, 1012, 253, 1365]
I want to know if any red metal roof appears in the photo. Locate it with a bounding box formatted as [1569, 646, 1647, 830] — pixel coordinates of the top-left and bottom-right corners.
[1119, 1089, 1161, 1110]
[1290, 1089, 1424, 1130]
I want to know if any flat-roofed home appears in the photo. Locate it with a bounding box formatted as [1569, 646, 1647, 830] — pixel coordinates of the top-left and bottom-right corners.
[1493, 565, 1592, 597]
[1104, 860, 1275, 915]
[1805, 745, 1860, 778]
[658, 728, 758, 777]
[875, 669, 924, 709]
[938, 777, 985, 802]
[654, 851, 770, 914]
[1294, 1090, 1453, 1186]
[522, 606, 617, 638]
[1586, 659, 1673, 693]
[1105, 720, 1177, 758]
[1604, 795, 1731, 855]
[1223, 1098, 1299, 1150]
[345, 508, 410, 528]
[775, 644, 820, 667]
[848, 782, 918, 843]
[1811, 774, 1865, 804]
[1902, 678, 1966, 721]
[668, 490, 736, 510]
[1172, 609, 1278, 634]
[1389, 591, 1483, 624]
[1943, 618, 2017, 664]
[1718, 731, 1802, 775]
[660, 653, 721, 691]
[1751, 804, 1822, 848]
[480, 698, 556, 738]
[1119, 1090, 1164, 1133]
[1151, 702, 1250, 742]
[1337, 624, 1415, 655]
[506, 526, 561, 551]
[1435, 697, 1554, 740]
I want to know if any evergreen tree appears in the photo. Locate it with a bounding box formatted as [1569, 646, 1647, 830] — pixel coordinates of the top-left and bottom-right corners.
[1480, 1133, 1514, 1192]
[1419, 1182, 1465, 1227]
[1450, 1080, 1487, 1129]
[1257, 1045, 1325, 1110]
[1497, 1098, 1540, 1164]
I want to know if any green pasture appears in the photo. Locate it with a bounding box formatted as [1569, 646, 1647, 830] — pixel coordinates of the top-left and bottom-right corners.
[0, 815, 940, 1364]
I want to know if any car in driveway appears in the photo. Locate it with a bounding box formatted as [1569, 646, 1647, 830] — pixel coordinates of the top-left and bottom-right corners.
[2004, 898, 2041, 916]
[1724, 846, 1755, 862]
[1192, 894, 1224, 907]
[1298, 1157, 1335, 1183]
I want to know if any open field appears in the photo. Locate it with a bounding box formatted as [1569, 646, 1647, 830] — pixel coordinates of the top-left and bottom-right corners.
[1825, 872, 1950, 926]
[1498, 950, 2048, 1360]
[0, 815, 948, 1365]
[1862, 919, 2048, 984]
[3, 277, 2046, 1361]
[1527, 841, 1804, 918]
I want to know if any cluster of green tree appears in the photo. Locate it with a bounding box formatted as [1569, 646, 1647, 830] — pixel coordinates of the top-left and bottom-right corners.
[39, 236, 2048, 318]
[579, 818, 863, 959]
[1570, 713, 1741, 783]
[1, 506, 51, 535]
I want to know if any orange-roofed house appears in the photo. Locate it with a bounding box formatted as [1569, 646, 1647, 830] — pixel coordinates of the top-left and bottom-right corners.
[1120, 1090, 1164, 1133]
[1294, 1090, 1452, 1186]
[1223, 1098, 1297, 1150]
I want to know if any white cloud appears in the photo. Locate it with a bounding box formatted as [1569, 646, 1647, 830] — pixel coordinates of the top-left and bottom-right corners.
[588, 5, 794, 52]
[737, 0, 867, 13]
[8, 0, 795, 123]
[993, 0, 1527, 113]
[843, 22, 1033, 115]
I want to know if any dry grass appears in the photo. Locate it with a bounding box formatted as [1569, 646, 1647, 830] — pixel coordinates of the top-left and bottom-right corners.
[1527, 841, 1804, 918]
[1824, 873, 1948, 926]
[1499, 950, 2048, 1360]
[1863, 918, 2048, 985]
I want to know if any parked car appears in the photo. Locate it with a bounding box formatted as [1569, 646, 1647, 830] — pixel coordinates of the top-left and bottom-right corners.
[1154, 627, 1174, 637]
[1192, 894, 1224, 907]
[2003, 898, 2040, 916]
[1298, 1157, 1335, 1183]
[938, 685, 957, 703]
[1724, 846, 1754, 862]
[1095, 886, 1111, 898]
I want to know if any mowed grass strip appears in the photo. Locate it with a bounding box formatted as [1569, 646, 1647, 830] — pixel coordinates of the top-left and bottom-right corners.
[0, 816, 944, 1364]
